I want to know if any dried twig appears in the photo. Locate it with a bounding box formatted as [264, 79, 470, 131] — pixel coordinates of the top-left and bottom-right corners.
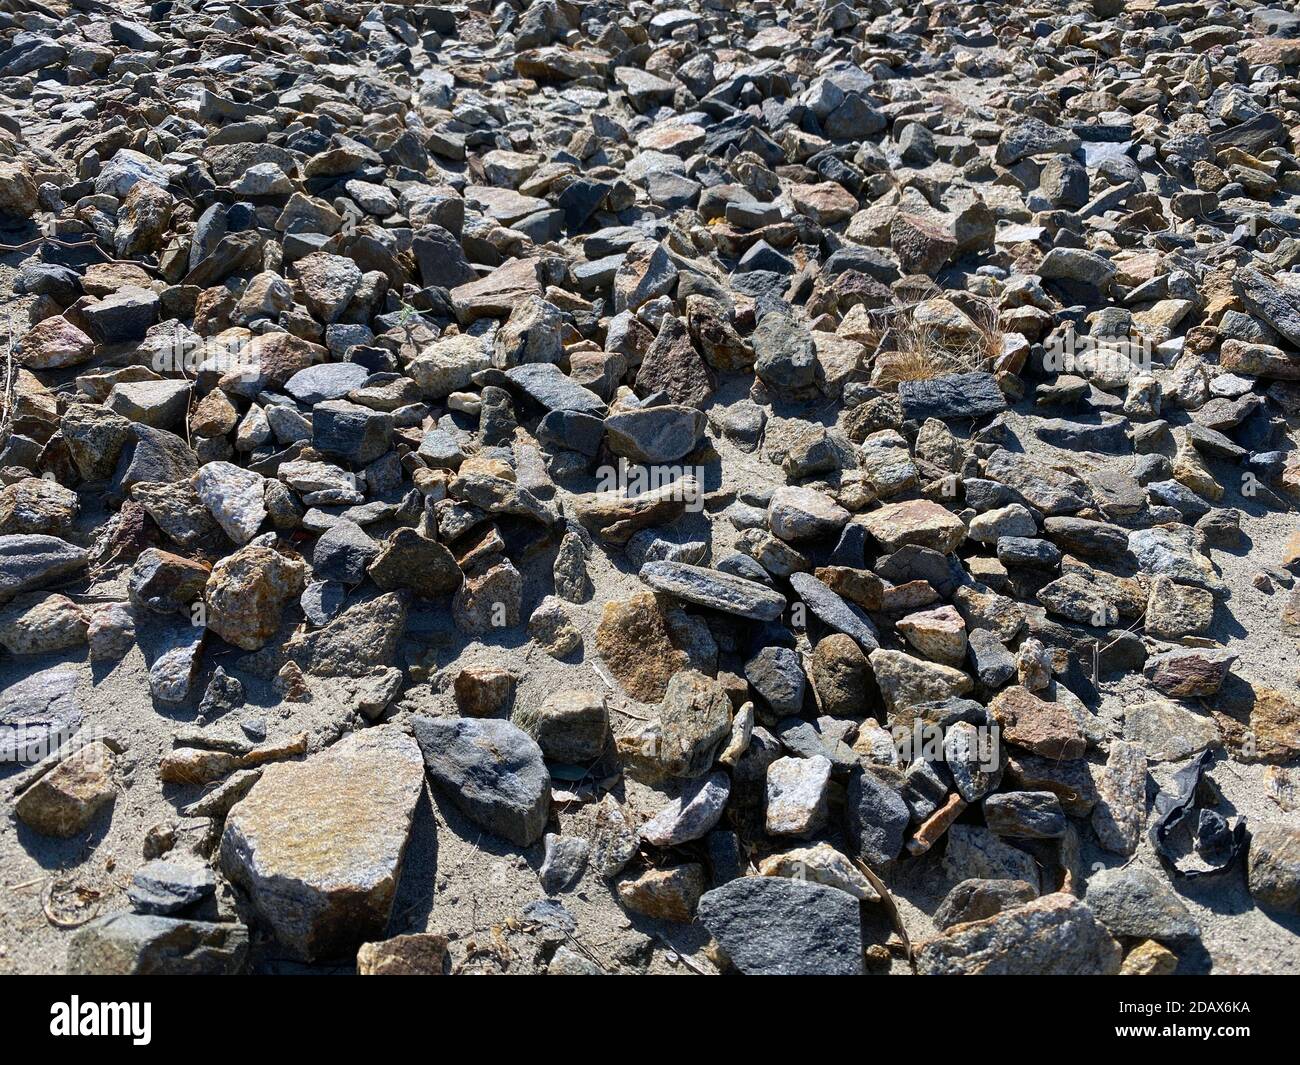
[850, 856, 916, 973]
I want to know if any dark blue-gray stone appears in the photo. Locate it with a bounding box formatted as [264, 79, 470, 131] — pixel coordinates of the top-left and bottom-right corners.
[284, 362, 370, 405]
[846, 766, 909, 867]
[788, 571, 879, 651]
[504, 363, 607, 415]
[412, 716, 550, 846]
[899, 371, 1006, 421]
[697, 876, 865, 975]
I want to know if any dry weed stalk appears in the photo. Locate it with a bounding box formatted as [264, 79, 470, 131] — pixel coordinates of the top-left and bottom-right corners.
[868, 282, 1004, 388]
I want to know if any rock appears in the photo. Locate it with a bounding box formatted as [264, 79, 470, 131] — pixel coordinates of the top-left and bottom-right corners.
[890, 211, 956, 275]
[356, 933, 449, 975]
[933, 878, 1038, 931]
[809, 634, 870, 716]
[616, 864, 706, 922]
[917, 894, 1121, 975]
[284, 591, 407, 679]
[312, 520, 379, 583]
[527, 595, 582, 657]
[367, 528, 462, 597]
[14, 740, 116, 837]
[127, 858, 217, 916]
[504, 362, 606, 415]
[641, 771, 731, 846]
[220, 726, 424, 961]
[17, 316, 95, 369]
[858, 499, 966, 554]
[1091, 741, 1147, 856]
[604, 404, 705, 464]
[285, 362, 370, 405]
[453, 559, 523, 634]
[635, 316, 714, 408]
[899, 372, 1007, 421]
[106, 379, 190, 430]
[765, 755, 832, 836]
[897, 605, 967, 666]
[452, 670, 517, 723]
[697, 876, 865, 975]
[988, 686, 1085, 760]
[1122, 698, 1219, 762]
[768, 486, 849, 542]
[571, 478, 696, 544]
[0, 534, 88, 602]
[203, 545, 305, 651]
[538, 834, 590, 894]
[88, 602, 136, 661]
[943, 825, 1040, 890]
[63, 406, 133, 480]
[1247, 822, 1300, 912]
[983, 791, 1067, 840]
[650, 669, 733, 778]
[67, 913, 248, 975]
[757, 843, 879, 902]
[1121, 939, 1178, 976]
[745, 645, 805, 715]
[312, 400, 393, 465]
[413, 716, 550, 846]
[752, 309, 817, 393]
[846, 766, 909, 868]
[869, 649, 973, 715]
[1145, 577, 1214, 639]
[410, 334, 492, 398]
[640, 561, 786, 621]
[594, 591, 688, 702]
[193, 462, 266, 544]
[0, 667, 83, 763]
[129, 549, 209, 615]
[0, 593, 88, 655]
[1143, 649, 1235, 699]
[1085, 867, 1200, 942]
[513, 688, 609, 764]
[148, 626, 205, 705]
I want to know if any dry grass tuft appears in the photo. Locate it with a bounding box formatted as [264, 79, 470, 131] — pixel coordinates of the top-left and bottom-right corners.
[866, 284, 1003, 388]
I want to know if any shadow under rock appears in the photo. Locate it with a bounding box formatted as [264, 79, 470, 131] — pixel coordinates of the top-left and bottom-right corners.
[13, 796, 115, 869]
[385, 783, 441, 941]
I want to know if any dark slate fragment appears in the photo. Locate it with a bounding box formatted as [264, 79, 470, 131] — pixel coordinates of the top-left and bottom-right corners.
[789, 571, 880, 651]
[412, 716, 550, 846]
[899, 371, 1006, 421]
[697, 876, 865, 975]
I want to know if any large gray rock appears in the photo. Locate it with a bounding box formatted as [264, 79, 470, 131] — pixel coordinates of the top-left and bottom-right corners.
[413, 716, 551, 846]
[603, 404, 705, 463]
[899, 371, 1006, 421]
[1248, 822, 1300, 912]
[641, 771, 731, 846]
[67, 913, 248, 975]
[0, 534, 88, 602]
[846, 766, 909, 868]
[917, 893, 1121, 975]
[0, 666, 82, 762]
[639, 560, 786, 620]
[1084, 866, 1200, 942]
[697, 876, 864, 975]
[220, 726, 424, 961]
[789, 571, 880, 651]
